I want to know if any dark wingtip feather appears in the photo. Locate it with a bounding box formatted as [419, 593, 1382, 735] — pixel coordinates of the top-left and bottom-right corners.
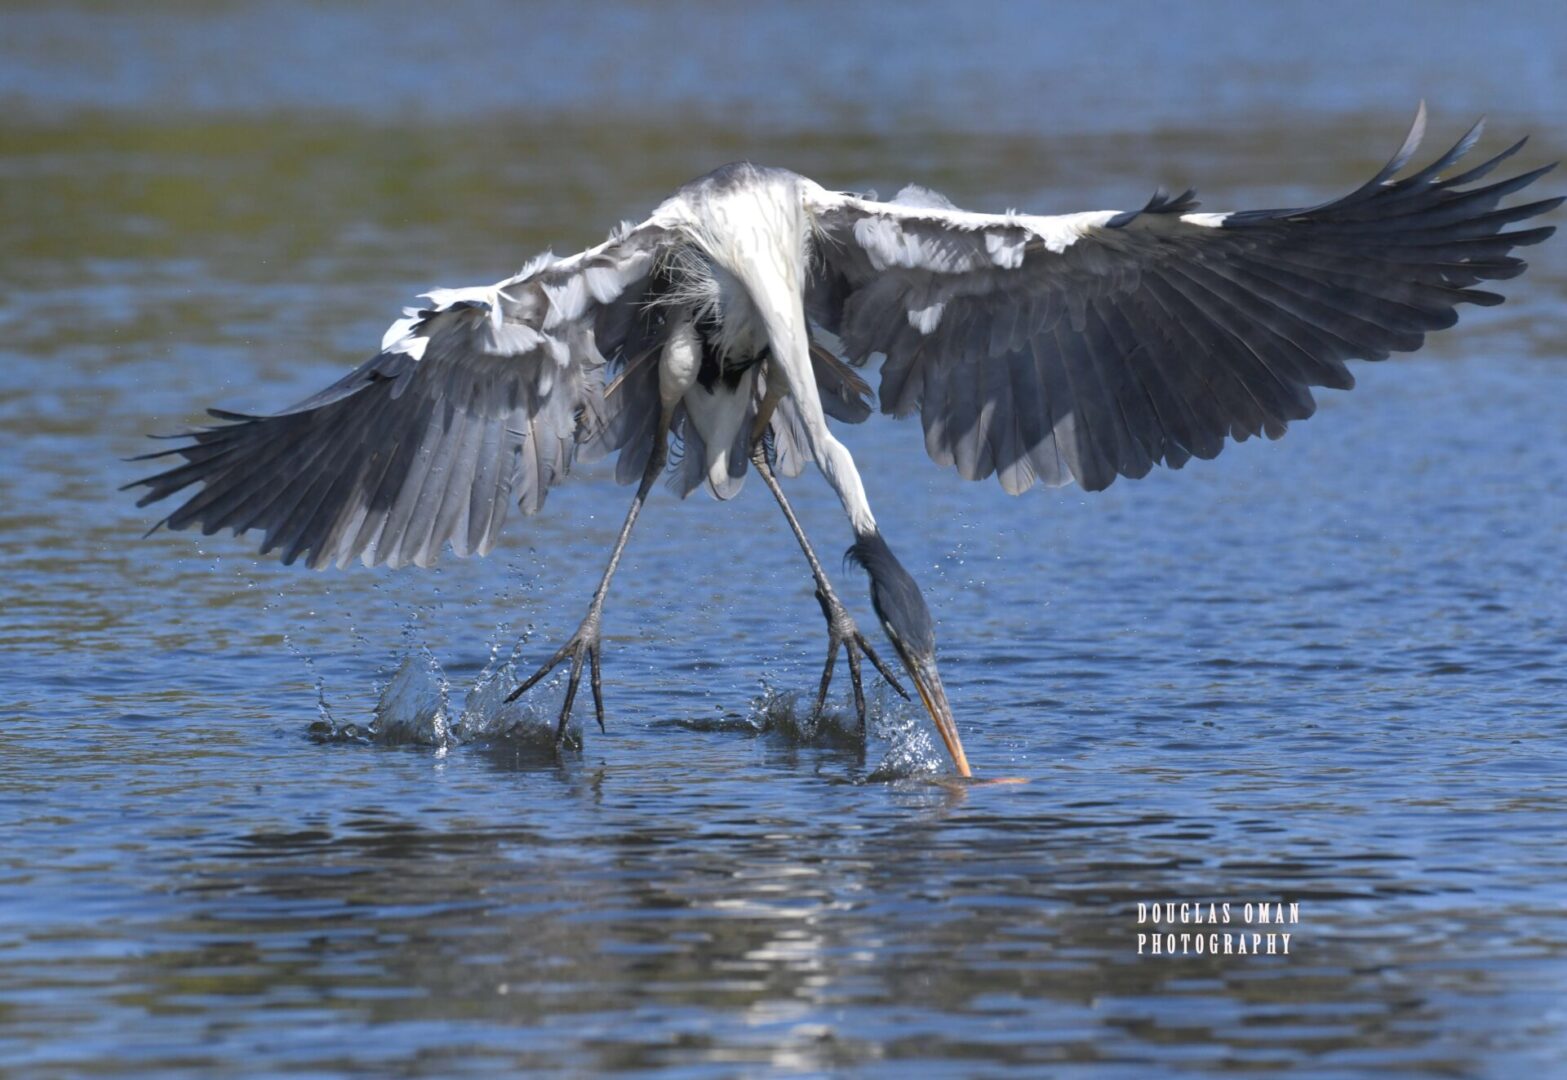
[1402, 100, 1430, 162]
[1439, 135, 1530, 189]
[1455, 289, 1506, 307]
[124, 442, 197, 464]
[1498, 194, 1565, 230]
[1356, 99, 1429, 194]
[1107, 187, 1202, 228]
[1396, 115, 1486, 189]
[1499, 224, 1557, 247]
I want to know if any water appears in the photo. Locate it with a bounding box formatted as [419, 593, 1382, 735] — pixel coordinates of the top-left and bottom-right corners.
[3, 2, 1566, 1075]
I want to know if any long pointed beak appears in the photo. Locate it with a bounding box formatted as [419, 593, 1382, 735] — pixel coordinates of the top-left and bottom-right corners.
[906, 652, 972, 778]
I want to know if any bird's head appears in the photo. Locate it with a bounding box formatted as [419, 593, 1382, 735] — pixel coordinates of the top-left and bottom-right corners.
[848, 532, 972, 777]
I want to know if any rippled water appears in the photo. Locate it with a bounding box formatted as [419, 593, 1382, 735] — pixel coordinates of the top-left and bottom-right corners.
[3, 2, 1566, 1076]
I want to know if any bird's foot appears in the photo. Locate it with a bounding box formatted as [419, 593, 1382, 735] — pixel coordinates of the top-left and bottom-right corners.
[812, 586, 908, 732]
[505, 605, 605, 743]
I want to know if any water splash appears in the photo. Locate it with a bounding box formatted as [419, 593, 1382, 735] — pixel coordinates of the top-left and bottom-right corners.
[450, 624, 563, 747]
[866, 702, 944, 782]
[369, 646, 452, 746]
[301, 618, 571, 750]
[284, 632, 342, 732]
[670, 679, 945, 780]
[292, 600, 938, 774]
[743, 683, 864, 748]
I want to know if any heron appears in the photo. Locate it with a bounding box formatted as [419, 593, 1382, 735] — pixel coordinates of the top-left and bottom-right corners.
[129, 106, 1558, 778]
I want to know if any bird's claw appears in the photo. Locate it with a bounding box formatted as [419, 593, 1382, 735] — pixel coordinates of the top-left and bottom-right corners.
[506, 610, 606, 744]
[812, 588, 909, 731]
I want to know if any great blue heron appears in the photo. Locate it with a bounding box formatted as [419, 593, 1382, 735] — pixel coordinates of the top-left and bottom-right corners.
[130, 107, 1557, 778]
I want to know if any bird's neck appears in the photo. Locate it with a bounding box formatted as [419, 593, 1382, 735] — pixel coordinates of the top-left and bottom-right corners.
[848, 529, 937, 655]
[684, 177, 811, 358]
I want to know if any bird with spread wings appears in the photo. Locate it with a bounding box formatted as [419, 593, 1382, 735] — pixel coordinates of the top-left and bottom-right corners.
[131, 106, 1558, 777]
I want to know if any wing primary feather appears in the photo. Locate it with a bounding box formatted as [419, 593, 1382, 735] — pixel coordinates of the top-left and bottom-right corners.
[373, 413, 447, 569]
[1149, 264, 1315, 435]
[1049, 317, 1116, 490]
[465, 407, 507, 556]
[999, 341, 1043, 493]
[1130, 275, 1243, 460]
[1390, 116, 1487, 191]
[1092, 295, 1189, 467]
[283, 406, 400, 569]
[153, 424, 302, 528]
[266, 391, 407, 567]
[348, 413, 430, 565]
[418, 401, 486, 565]
[170, 412, 348, 540]
[395, 411, 466, 569]
[1430, 136, 1530, 190]
[1147, 270, 1278, 443]
[919, 348, 957, 469]
[275, 386, 421, 568]
[1221, 258, 1422, 353]
[967, 352, 1001, 482]
[1162, 258, 1354, 391]
[1084, 299, 1158, 476]
[1026, 335, 1070, 486]
[1290, 100, 1429, 217]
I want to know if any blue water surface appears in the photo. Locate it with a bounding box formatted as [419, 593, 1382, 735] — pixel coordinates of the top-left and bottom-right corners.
[1, 2, 1565, 1076]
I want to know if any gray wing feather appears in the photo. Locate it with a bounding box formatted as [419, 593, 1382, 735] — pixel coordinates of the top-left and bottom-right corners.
[808, 111, 1559, 493]
[129, 222, 670, 568]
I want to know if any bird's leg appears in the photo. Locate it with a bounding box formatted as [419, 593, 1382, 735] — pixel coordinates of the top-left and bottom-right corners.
[748, 438, 908, 732]
[507, 410, 672, 741]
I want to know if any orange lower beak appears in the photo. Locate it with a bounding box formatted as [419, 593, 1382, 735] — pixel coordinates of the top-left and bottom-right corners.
[908, 654, 971, 778]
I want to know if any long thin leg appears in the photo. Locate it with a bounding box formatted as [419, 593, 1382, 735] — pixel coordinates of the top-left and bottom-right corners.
[749, 440, 907, 729]
[506, 409, 672, 740]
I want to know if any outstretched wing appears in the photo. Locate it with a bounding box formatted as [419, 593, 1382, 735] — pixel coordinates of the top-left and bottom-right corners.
[129, 219, 671, 569]
[805, 106, 1560, 494]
